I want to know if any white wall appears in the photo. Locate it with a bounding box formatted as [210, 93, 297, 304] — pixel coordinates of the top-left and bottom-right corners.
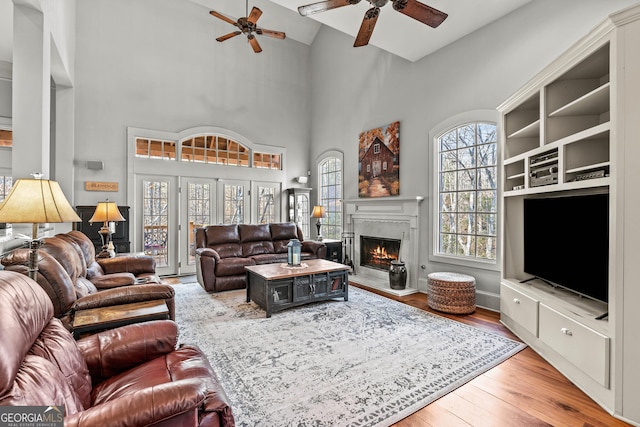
[73, 0, 312, 206]
[308, 0, 640, 309]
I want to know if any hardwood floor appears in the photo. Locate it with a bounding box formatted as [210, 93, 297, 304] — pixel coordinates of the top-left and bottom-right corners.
[351, 284, 630, 427]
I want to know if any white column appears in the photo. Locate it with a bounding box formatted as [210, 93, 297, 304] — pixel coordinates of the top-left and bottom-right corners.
[12, 3, 51, 179]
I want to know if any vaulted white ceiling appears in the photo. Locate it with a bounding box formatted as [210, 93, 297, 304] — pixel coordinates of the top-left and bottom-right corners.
[0, 0, 534, 64]
[194, 0, 533, 62]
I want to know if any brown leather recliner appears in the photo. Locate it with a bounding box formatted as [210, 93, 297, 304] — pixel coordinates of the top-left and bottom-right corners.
[0, 270, 235, 426]
[1, 231, 175, 332]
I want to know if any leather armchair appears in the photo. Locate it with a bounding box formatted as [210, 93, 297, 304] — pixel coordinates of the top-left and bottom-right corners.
[0, 270, 235, 426]
[1, 231, 175, 332]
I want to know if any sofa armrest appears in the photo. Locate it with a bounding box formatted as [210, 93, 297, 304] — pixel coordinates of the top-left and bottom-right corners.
[195, 247, 221, 262]
[90, 272, 136, 289]
[77, 320, 178, 382]
[63, 379, 207, 427]
[98, 254, 156, 275]
[302, 241, 327, 259]
[74, 283, 175, 311]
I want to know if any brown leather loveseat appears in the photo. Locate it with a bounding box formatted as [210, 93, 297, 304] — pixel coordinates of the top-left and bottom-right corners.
[1, 230, 175, 333]
[0, 270, 235, 426]
[195, 222, 326, 292]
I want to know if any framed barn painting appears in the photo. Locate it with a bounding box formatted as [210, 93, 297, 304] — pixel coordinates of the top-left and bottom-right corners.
[358, 121, 400, 198]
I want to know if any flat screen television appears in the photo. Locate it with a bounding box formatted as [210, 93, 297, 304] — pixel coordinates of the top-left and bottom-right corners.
[523, 193, 609, 303]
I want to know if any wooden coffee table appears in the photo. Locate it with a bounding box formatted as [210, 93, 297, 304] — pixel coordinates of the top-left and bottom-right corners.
[246, 259, 349, 317]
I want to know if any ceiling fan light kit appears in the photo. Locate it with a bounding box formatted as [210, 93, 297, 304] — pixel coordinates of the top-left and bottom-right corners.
[298, 0, 447, 47]
[210, 1, 286, 53]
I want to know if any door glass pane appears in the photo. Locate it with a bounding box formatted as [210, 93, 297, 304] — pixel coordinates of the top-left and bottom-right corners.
[257, 186, 275, 224]
[188, 182, 211, 265]
[143, 180, 169, 267]
[223, 184, 245, 224]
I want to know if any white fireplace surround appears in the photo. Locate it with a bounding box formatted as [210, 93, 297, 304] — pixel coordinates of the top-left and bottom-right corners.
[345, 197, 423, 296]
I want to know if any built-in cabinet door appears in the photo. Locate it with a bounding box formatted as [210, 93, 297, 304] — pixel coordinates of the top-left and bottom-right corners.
[180, 177, 216, 275]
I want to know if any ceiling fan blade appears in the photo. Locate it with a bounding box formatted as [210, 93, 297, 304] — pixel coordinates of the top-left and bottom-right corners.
[216, 31, 242, 42]
[209, 10, 238, 27]
[353, 7, 379, 47]
[248, 34, 263, 53]
[256, 28, 287, 40]
[298, 0, 360, 17]
[247, 7, 263, 25]
[392, 0, 447, 28]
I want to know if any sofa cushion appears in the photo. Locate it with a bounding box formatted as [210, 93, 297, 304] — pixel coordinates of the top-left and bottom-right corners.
[215, 257, 256, 276]
[205, 224, 240, 245]
[211, 243, 243, 259]
[270, 223, 299, 241]
[239, 224, 271, 242]
[250, 253, 287, 265]
[242, 241, 275, 257]
[29, 318, 92, 409]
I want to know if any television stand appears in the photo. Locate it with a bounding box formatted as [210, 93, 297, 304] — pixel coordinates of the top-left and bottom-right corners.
[595, 311, 608, 320]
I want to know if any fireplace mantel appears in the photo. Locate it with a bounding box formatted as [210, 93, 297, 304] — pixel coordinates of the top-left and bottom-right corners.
[344, 197, 423, 296]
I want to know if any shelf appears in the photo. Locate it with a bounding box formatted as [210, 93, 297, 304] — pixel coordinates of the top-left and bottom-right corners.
[566, 161, 610, 174]
[507, 119, 540, 139]
[506, 172, 526, 180]
[548, 82, 610, 117]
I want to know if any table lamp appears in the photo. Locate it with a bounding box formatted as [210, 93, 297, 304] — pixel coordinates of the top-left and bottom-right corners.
[89, 200, 126, 258]
[311, 205, 326, 241]
[0, 176, 81, 280]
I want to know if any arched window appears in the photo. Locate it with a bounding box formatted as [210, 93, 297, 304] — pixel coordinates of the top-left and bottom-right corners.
[435, 122, 497, 261]
[317, 152, 343, 240]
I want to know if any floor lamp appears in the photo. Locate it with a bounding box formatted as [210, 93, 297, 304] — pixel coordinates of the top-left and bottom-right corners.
[0, 177, 81, 280]
[89, 201, 126, 258]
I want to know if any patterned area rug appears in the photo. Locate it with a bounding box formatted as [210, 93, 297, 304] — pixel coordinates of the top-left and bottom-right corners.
[172, 282, 525, 427]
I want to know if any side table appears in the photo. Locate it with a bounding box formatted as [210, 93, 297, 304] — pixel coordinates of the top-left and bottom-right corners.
[427, 272, 476, 314]
[72, 299, 169, 338]
[322, 238, 343, 263]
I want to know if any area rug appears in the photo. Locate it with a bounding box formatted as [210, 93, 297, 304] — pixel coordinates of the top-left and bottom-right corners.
[172, 282, 525, 427]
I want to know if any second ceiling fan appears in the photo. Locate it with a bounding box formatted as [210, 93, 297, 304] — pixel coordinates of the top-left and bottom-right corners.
[210, 0, 286, 53]
[298, 0, 448, 47]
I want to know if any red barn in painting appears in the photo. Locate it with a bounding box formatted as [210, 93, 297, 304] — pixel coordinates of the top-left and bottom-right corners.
[360, 136, 395, 180]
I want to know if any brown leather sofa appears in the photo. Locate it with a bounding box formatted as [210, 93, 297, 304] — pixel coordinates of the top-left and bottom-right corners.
[0, 270, 235, 426]
[195, 222, 327, 292]
[1, 230, 176, 332]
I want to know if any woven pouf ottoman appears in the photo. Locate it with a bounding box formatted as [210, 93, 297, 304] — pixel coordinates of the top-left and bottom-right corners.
[427, 272, 476, 314]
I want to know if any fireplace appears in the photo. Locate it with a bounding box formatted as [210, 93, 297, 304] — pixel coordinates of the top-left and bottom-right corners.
[345, 196, 423, 296]
[360, 236, 400, 271]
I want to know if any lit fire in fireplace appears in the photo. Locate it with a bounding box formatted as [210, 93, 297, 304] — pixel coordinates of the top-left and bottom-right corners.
[370, 245, 397, 262]
[360, 236, 401, 271]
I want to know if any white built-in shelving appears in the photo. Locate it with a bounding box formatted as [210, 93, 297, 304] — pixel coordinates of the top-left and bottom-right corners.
[498, 4, 640, 425]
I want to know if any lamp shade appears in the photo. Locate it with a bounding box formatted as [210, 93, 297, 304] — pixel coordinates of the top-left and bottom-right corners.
[0, 178, 81, 224]
[89, 201, 126, 223]
[311, 205, 326, 219]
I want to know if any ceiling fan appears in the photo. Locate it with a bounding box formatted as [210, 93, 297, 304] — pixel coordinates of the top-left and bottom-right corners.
[210, 1, 286, 53]
[298, 0, 447, 47]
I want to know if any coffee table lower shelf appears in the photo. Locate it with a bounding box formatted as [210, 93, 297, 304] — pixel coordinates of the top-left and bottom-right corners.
[246, 259, 349, 318]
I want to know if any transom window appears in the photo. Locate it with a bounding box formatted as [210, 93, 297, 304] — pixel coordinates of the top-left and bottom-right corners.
[134, 134, 281, 170]
[135, 138, 177, 160]
[436, 122, 497, 261]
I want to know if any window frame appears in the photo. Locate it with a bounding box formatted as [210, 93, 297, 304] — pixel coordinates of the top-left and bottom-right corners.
[316, 150, 344, 241]
[429, 110, 501, 272]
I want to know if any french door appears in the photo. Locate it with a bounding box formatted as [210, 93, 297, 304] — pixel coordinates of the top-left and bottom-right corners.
[180, 178, 216, 275]
[136, 175, 178, 276]
[136, 175, 281, 277]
